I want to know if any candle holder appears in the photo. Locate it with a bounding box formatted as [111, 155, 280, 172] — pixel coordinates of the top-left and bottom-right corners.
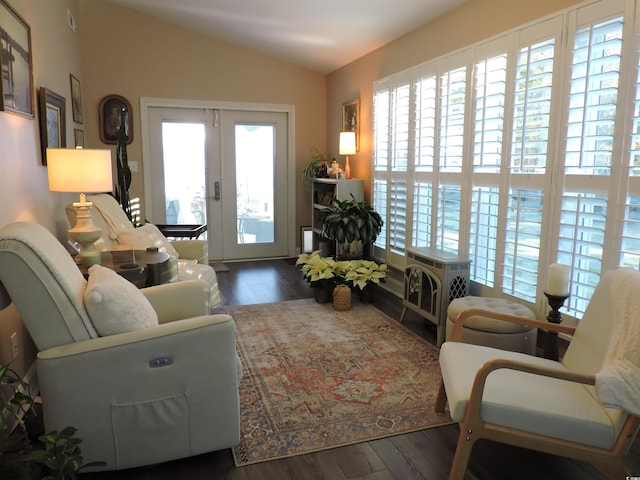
[542, 291, 570, 361]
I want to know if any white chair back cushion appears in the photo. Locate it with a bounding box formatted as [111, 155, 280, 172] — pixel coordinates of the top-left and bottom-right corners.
[0, 222, 98, 349]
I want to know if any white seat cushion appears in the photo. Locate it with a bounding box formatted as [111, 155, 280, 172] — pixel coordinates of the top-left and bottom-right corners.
[84, 265, 159, 336]
[440, 341, 620, 449]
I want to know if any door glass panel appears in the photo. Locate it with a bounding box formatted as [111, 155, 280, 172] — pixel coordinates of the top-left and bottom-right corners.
[162, 122, 207, 226]
[235, 124, 274, 244]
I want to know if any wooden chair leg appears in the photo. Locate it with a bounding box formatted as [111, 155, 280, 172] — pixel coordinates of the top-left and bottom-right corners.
[435, 380, 448, 413]
[448, 425, 476, 480]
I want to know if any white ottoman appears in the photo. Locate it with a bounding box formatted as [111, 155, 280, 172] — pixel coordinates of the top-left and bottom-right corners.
[446, 296, 537, 354]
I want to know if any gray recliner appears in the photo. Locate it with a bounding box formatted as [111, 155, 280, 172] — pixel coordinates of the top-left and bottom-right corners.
[0, 221, 241, 471]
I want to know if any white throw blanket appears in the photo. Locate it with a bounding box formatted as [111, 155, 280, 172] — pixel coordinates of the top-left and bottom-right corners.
[595, 267, 640, 416]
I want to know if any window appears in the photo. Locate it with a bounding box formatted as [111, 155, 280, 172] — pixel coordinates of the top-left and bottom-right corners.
[372, 0, 636, 320]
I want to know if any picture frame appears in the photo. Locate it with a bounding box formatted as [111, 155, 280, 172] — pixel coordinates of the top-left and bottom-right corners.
[38, 87, 66, 165]
[70, 74, 83, 124]
[74, 128, 84, 148]
[99, 94, 133, 144]
[342, 98, 360, 151]
[0, 0, 34, 117]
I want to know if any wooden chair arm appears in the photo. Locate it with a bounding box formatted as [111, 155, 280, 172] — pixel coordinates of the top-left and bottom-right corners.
[450, 308, 577, 342]
[465, 358, 596, 423]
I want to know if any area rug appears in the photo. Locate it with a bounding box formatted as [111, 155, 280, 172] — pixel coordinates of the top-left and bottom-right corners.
[218, 298, 451, 466]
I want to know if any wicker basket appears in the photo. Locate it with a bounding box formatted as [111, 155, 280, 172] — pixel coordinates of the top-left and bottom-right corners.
[332, 284, 352, 311]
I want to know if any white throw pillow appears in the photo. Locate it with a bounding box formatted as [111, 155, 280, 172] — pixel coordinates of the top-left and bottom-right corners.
[84, 265, 158, 336]
[114, 228, 152, 250]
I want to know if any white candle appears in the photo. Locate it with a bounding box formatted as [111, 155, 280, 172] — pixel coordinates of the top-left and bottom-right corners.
[546, 263, 570, 296]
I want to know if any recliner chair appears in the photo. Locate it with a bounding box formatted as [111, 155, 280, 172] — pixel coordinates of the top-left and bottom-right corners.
[66, 193, 221, 306]
[0, 221, 241, 471]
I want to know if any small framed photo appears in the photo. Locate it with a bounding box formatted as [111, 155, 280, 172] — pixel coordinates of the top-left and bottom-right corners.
[99, 94, 132, 144]
[38, 87, 66, 165]
[74, 128, 84, 148]
[342, 98, 360, 151]
[0, 0, 34, 117]
[70, 74, 83, 124]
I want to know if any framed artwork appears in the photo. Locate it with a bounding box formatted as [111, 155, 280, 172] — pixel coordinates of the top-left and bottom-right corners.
[70, 74, 83, 124]
[0, 0, 34, 117]
[342, 98, 360, 151]
[99, 94, 132, 144]
[38, 87, 66, 165]
[74, 128, 84, 148]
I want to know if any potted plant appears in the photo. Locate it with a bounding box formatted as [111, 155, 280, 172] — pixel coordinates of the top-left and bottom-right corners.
[317, 195, 384, 259]
[295, 250, 346, 302]
[343, 259, 387, 301]
[302, 147, 330, 188]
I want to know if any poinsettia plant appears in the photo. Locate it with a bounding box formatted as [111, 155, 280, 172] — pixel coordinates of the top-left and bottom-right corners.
[295, 251, 387, 293]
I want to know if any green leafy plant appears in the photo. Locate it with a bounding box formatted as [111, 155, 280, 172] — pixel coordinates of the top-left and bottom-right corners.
[302, 147, 329, 187]
[316, 195, 383, 256]
[0, 364, 104, 479]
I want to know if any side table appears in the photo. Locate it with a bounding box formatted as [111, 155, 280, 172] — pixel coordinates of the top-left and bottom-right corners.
[77, 249, 170, 288]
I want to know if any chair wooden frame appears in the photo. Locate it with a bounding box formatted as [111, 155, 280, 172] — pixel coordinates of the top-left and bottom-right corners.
[435, 308, 640, 480]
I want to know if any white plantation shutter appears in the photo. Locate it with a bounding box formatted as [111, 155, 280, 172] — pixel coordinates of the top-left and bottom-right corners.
[371, 0, 638, 321]
[557, 10, 625, 317]
[412, 182, 432, 247]
[439, 67, 467, 173]
[503, 190, 544, 302]
[473, 54, 507, 173]
[510, 39, 555, 174]
[435, 184, 462, 254]
[469, 186, 499, 287]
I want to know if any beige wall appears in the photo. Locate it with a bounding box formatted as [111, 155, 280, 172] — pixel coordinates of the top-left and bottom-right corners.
[0, 0, 83, 375]
[76, 0, 327, 235]
[326, 0, 584, 200]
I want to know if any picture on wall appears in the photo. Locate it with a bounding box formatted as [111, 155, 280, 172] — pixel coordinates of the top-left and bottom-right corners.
[38, 87, 66, 165]
[0, 0, 34, 117]
[99, 94, 132, 144]
[342, 98, 360, 151]
[70, 74, 83, 124]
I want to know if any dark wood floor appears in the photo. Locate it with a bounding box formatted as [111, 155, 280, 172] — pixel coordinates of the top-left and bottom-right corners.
[80, 259, 640, 480]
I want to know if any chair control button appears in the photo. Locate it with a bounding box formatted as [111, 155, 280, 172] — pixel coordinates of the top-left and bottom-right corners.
[149, 356, 173, 368]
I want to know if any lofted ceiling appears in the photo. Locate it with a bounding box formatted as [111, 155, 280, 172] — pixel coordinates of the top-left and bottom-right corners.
[105, 0, 469, 73]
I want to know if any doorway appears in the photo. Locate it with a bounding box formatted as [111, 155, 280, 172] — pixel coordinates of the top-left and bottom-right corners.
[143, 100, 295, 261]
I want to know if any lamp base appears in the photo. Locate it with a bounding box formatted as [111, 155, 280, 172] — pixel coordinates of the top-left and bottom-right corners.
[69, 202, 103, 267]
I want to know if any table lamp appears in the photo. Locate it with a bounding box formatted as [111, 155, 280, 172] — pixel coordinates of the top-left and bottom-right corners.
[47, 148, 113, 266]
[339, 131, 356, 179]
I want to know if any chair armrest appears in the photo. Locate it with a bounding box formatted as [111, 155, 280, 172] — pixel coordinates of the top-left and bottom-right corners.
[141, 280, 210, 322]
[465, 358, 595, 422]
[450, 308, 577, 342]
[171, 239, 208, 263]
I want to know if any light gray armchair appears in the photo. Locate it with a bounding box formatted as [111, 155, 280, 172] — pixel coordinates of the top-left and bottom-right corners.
[436, 268, 640, 479]
[0, 221, 241, 471]
[66, 193, 221, 306]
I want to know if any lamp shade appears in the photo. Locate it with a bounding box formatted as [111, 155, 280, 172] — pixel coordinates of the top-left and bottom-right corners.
[339, 131, 356, 155]
[47, 148, 113, 194]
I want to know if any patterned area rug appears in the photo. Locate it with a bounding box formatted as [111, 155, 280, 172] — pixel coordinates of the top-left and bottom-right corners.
[218, 298, 451, 466]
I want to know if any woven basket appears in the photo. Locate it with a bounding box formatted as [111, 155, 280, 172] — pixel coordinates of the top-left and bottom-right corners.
[332, 284, 352, 311]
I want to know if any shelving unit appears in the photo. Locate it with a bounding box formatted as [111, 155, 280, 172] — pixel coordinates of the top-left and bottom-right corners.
[312, 178, 364, 256]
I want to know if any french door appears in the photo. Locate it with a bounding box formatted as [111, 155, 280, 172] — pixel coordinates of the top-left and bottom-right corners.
[146, 104, 292, 261]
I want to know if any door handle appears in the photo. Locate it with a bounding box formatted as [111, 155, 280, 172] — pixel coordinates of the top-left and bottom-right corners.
[214, 181, 220, 200]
